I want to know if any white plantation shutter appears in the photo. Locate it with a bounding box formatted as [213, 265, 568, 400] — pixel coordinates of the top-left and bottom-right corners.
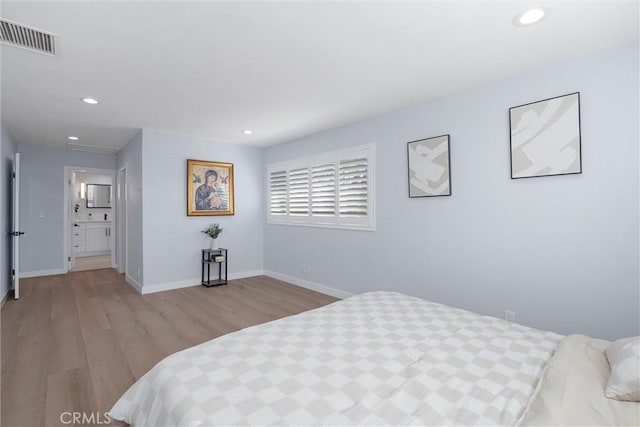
[267, 144, 374, 230]
[311, 163, 336, 217]
[269, 170, 287, 215]
[288, 168, 310, 216]
[338, 158, 368, 217]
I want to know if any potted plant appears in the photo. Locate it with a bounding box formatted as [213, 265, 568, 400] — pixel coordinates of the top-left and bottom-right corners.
[202, 223, 223, 250]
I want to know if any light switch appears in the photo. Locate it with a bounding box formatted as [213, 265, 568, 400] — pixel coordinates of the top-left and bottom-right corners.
[39, 210, 45, 218]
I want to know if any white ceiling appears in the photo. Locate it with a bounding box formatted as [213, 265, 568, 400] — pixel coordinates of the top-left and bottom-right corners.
[1, 1, 638, 151]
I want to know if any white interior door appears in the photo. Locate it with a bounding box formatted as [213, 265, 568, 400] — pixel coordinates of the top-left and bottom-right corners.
[11, 153, 22, 300]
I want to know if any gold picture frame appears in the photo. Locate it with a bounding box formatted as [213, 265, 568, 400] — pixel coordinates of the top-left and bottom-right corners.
[187, 159, 235, 216]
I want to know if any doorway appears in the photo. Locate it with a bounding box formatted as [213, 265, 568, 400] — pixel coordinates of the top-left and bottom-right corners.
[63, 167, 117, 272]
[72, 255, 112, 272]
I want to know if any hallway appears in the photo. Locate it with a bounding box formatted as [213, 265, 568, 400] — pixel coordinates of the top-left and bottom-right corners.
[71, 255, 111, 272]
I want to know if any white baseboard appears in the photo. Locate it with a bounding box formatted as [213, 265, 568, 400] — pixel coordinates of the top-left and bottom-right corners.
[229, 270, 265, 281]
[76, 250, 110, 257]
[125, 274, 143, 293]
[20, 268, 68, 278]
[139, 270, 266, 295]
[263, 270, 354, 300]
[1, 290, 9, 308]
[140, 279, 200, 295]
[123, 269, 353, 300]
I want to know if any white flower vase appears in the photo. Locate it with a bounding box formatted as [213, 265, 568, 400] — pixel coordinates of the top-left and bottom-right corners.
[210, 239, 218, 250]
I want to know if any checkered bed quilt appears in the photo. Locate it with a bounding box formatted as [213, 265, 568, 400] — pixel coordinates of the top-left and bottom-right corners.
[110, 291, 562, 426]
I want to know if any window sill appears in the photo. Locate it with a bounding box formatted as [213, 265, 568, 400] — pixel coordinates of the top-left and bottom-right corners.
[266, 219, 375, 232]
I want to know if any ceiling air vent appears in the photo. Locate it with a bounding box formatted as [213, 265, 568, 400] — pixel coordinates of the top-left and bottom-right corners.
[66, 143, 118, 154]
[0, 18, 56, 56]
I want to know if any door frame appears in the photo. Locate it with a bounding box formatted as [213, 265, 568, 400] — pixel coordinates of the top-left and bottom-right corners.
[11, 153, 21, 299]
[117, 167, 127, 275]
[63, 166, 117, 272]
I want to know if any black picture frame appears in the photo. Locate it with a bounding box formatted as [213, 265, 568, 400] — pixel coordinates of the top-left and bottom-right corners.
[407, 134, 451, 197]
[509, 92, 582, 179]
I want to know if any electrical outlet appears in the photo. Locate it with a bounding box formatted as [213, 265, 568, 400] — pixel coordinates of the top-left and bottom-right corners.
[504, 310, 515, 322]
[300, 264, 311, 275]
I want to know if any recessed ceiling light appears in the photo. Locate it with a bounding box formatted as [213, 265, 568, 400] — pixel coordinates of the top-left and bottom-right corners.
[514, 8, 548, 27]
[81, 97, 100, 105]
[242, 129, 253, 135]
[68, 136, 79, 141]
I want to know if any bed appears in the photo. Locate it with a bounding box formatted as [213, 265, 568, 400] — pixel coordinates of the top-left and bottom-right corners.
[110, 291, 639, 426]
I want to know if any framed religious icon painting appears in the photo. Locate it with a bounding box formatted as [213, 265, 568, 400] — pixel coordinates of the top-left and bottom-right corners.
[187, 159, 235, 216]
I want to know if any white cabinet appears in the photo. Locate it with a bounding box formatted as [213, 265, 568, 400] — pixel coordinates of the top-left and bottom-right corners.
[73, 225, 86, 252]
[86, 224, 109, 251]
[74, 221, 111, 256]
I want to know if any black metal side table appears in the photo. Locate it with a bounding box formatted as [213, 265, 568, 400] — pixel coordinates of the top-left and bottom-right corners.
[201, 248, 228, 287]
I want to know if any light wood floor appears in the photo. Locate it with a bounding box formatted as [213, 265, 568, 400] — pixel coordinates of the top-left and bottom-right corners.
[71, 255, 112, 272]
[1, 270, 338, 427]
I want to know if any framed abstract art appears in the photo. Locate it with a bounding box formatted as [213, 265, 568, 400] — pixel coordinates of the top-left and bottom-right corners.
[509, 92, 581, 179]
[408, 134, 451, 197]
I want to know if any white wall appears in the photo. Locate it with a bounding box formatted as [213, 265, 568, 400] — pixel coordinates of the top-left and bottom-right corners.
[116, 131, 143, 287]
[1, 125, 17, 301]
[263, 43, 639, 340]
[17, 143, 116, 275]
[140, 129, 264, 292]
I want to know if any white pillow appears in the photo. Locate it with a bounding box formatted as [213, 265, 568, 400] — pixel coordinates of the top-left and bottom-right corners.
[605, 336, 640, 401]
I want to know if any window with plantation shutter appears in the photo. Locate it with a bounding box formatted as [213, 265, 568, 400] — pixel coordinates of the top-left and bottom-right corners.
[288, 168, 309, 216]
[311, 164, 336, 217]
[269, 170, 287, 215]
[339, 158, 368, 217]
[267, 144, 375, 231]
